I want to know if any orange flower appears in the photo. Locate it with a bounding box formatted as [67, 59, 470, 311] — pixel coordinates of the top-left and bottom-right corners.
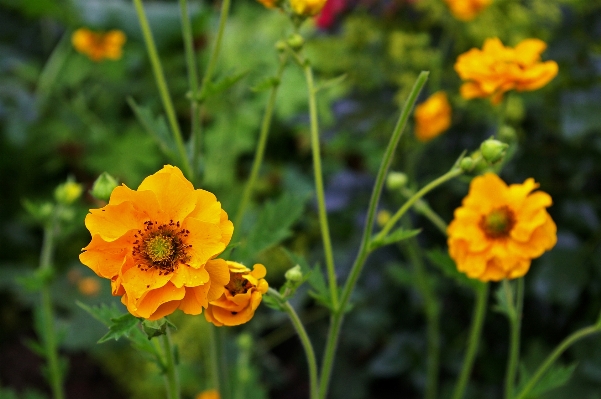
[72, 28, 126, 62]
[79, 166, 233, 320]
[256, 0, 277, 8]
[414, 91, 452, 142]
[455, 38, 558, 104]
[444, 0, 492, 21]
[290, 0, 328, 16]
[196, 389, 220, 399]
[447, 173, 557, 282]
[204, 262, 268, 326]
[78, 277, 101, 296]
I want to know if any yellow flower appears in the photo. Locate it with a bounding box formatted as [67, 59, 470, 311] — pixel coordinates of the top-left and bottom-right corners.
[79, 165, 233, 320]
[447, 173, 557, 282]
[72, 28, 126, 62]
[204, 262, 268, 327]
[414, 91, 452, 142]
[444, 0, 492, 21]
[290, 0, 328, 16]
[455, 38, 558, 104]
[196, 389, 220, 399]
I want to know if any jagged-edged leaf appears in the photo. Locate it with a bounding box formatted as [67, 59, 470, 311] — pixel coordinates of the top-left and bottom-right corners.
[196, 70, 250, 101]
[251, 76, 280, 92]
[370, 228, 422, 251]
[262, 295, 285, 311]
[127, 97, 176, 158]
[307, 264, 334, 310]
[234, 192, 308, 263]
[517, 362, 577, 398]
[141, 318, 176, 340]
[425, 248, 482, 290]
[98, 313, 140, 343]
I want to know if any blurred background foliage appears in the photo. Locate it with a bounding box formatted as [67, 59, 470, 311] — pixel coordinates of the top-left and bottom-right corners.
[1, 0, 601, 398]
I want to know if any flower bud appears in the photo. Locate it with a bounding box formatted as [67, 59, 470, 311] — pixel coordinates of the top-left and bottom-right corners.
[497, 125, 517, 143]
[459, 157, 474, 172]
[275, 40, 287, 52]
[480, 138, 509, 164]
[285, 265, 303, 282]
[386, 172, 408, 191]
[376, 210, 391, 227]
[55, 180, 83, 205]
[286, 34, 305, 51]
[91, 172, 119, 202]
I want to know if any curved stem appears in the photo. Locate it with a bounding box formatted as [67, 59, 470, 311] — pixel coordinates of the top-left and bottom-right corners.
[268, 288, 319, 399]
[515, 323, 601, 399]
[132, 0, 192, 179]
[451, 283, 489, 399]
[504, 278, 524, 399]
[318, 72, 430, 399]
[161, 329, 180, 399]
[302, 62, 339, 311]
[234, 56, 288, 230]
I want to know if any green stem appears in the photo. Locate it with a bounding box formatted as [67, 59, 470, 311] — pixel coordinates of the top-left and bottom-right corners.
[515, 323, 601, 399]
[451, 283, 489, 399]
[36, 31, 71, 109]
[302, 61, 339, 311]
[207, 324, 221, 395]
[199, 0, 231, 97]
[234, 56, 288, 231]
[504, 278, 523, 399]
[161, 330, 180, 399]
[132, 0, 192, 179]
[318, 72, 430, 399]
[376, 166, 463, 241]
[400, 187, 448, 235]
[268, 288, 319, 399]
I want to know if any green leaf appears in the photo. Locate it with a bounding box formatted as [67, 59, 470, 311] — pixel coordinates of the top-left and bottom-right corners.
[493, 283, 511, 316]
[98, 313, 140, 343]
[315, 74, 347, 93]
[251, 76, 280, 92]
[307, 264, 334, 310]
[15, 268, 54, 292]
[425, 248, 482, 290]
[77, 301, 124, 326]
[261, 295, 285, 311]
[234, 192, 308, 263]
[140, 318, 176, 340]
[517, 362, 577, 398]
[23, 338, 46, 357]
[197, 70, 250, 101]
[369, 228, 422, 251]
[127, 97, 176, 158]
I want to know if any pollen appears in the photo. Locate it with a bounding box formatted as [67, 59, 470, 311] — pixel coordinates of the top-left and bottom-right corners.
[132, 220, 190, 275]
[225, 273, 253, 295]
[480, 206, 516, 239]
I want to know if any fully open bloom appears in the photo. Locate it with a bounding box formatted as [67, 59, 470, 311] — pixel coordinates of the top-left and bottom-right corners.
[454, 38, 558, 104]
[80, 165, 233, 320]
[447, 173, 557, 282]
[204, 262, 268, 327]
[72, 28, 126, 62]
[291, 0, 329, 16]
[444, 0, 492, 21]
[414, 91, 452, 142]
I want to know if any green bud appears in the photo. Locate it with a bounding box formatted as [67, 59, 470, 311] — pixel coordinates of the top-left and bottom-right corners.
[497, 125, 517, 143]
[287, 34, 305, 51]
[480, 137, 509, 164]
[459, 157, 474, 172]
[386, 172, 408, 191]
[91, 172, 119, 202]
[54, 179, 83, 205]
[275, 40, 287, 52]
[237, 333, 253, 350]
[285, 265, 303, 283]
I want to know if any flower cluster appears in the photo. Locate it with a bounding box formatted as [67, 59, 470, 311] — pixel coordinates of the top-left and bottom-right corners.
[454, 38, 558, 104]
[447, 173, 557, 282]
[444, 0, 492, 21]
[414, 91, 451, 142]
[205, 262, 269, 327]
[72, 28, 126, 62]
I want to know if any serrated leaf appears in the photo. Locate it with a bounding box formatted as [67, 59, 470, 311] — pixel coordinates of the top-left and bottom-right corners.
[77, 301, 125, 326]
[251, 76, 280, 92]
[262, 295, 285, 311]
[141, 318, 176, 340]
[517, 362, 577, 398]
[425, 248, 482, 290]
[370, 228, 422, 251]
[98, 313, 140, 343]
[197, 70, 250, 101]
[127, 97, 176, 158]
[306, 264, 335, 310]
[234, 192, 308, 263]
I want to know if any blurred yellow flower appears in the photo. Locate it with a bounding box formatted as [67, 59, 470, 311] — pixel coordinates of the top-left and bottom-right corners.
[414, 91, 451, 142]
[447, 173, 557, 282]
[290, 0, 328, 16]
[196, 389, 220, 399]
[72, 28, 126, 62]
[376, 210, 391, 227]
[454, 38, 558, 104]
[205, 262, 268, 326]
[444, 0, 492, 21]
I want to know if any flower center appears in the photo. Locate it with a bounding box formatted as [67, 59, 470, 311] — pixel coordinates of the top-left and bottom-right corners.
[226, 273, 252, 295]
[480, 206, 516, 239]
[132, 220, 191, 275]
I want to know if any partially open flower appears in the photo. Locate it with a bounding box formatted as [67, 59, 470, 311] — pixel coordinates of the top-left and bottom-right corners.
[414, 91, 452, 142]
[72, 28, 126, 62]
[447, 173, 557, 281]
[444, 0, 492, 21]
[204, 262, 268, 327]
[80, 166, 233, 320]
[455, 38, 558, 104]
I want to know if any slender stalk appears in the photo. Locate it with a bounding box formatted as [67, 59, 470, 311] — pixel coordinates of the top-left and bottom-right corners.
[132, 0, 192, 179]
[451, 283, 489, 399]
[268, 288, 319, 399]
[400, 187, 448, 235]
[318, 72, 430, 399]
[207, 324, 221, 395]
[504, 278, 523, 399]
[36, 31, 71, 109]
[234, 56, 288, 230]
[39, 209, 64, 399]
[515, 323, 601, 399]
[302, 62, 339, 311]
[161, 330, 180, 399]
[199, 0, 231, 98]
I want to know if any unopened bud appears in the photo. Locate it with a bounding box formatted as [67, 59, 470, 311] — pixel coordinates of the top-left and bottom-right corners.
[287, 34, 305, 51]
[497, 125, 517, 143]
[480, 138, 508, 164]
[386, 172, 408, 191]
[55, 179, 83, 205]
[275, 40, 287, 52]
[459, 157, 474, 172]
[91, 172, 119, 202]
[285, 265, 303, 282]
